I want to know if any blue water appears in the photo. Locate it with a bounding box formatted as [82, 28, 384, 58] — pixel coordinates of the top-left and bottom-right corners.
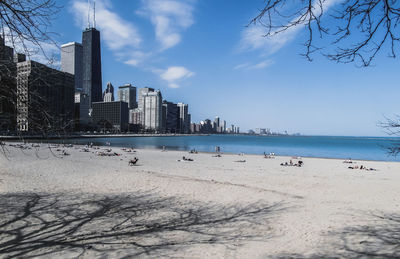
[51, 135, 400, 161]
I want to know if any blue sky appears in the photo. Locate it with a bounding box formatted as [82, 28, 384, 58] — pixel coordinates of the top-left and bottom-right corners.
[37, 0, 400, 136]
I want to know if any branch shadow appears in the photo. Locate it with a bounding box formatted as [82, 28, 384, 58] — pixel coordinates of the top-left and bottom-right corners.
[0, 192, 285, 258]
[275, 212, 400, 258]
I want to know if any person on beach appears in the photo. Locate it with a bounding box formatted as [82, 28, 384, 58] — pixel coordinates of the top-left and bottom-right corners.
[298, 160, 303, 167]
[129, 157, 139, 166]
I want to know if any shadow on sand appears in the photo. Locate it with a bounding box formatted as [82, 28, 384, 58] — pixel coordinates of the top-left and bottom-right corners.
[276, 213, 400, 258]
[0, 192, 284, 258]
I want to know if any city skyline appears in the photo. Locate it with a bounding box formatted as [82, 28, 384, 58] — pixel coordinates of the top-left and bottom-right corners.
[18, 0, 400, 136]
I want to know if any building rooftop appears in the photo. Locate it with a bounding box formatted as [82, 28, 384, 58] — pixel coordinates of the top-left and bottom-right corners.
[61, 42, 82, 48]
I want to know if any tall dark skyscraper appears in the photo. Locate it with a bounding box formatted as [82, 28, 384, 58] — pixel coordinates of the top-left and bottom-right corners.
[82, 27, 102, 106]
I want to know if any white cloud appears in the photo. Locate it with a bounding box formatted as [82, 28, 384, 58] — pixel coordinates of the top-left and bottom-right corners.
[233, 62, 251, 70]
[71, 0, 141, 50]
[139, 0, 195, 50]
[122, 51, 151, 67]
[240, 0, 341, 54]
[158, 66, 194, 88]
[234, 59, 274, 70]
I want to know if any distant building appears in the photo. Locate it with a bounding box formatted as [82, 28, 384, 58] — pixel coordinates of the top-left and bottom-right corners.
[177, 103, 190, 134]
[214, 116, 220, 129]
[138, 87, 154, 111]
[92, 101, 129, 131]
[103, 82, 114, 102]
[255, 128, 267, 135]
[143, 90, 163, 131]
[118, 84, 137, 109]
[162, 100, 179, 133]
[61, 42, 83, 91]
[137, 87, 154, 128]
[190, 123, 196, 133]
[16, 60, 74, 132]
[201, 119, 213, 133]
[130, 108, 142, 125]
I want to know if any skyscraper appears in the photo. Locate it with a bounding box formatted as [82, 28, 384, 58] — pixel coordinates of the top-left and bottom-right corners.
[143, 90, 163, 131]
[118, 84, 137, 109]
[177, 103, 189, 134]
[138, 87, 154, 111]
[82, 27, 102, 106]
[61, 42, 83, 91]
[162, 100, 179, 133]
[103, 82, 114, 102]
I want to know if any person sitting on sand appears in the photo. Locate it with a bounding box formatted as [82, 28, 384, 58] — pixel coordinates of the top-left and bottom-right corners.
[129, 157, 139, 166]
[298, 160, 303, 167]
[290, 160, 293, 166]
[348, 165, 359, 169]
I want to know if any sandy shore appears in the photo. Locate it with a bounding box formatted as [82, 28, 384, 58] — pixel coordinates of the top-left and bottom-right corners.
[1, 142, 400, 258]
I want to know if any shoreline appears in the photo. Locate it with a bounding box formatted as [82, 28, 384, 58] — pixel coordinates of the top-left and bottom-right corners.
[5, 141, 400, 163]
[2, 140, 398, 163]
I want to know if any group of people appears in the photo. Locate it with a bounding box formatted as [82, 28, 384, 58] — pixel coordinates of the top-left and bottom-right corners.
[179, 156, 194, 162]
[348, 165, 376, 171]
[344, 158, 377, 171]
[264, 152, 275, 159]
[280, 159, 303, 167]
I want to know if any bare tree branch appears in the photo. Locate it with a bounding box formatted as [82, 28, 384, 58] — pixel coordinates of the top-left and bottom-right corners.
[251, 0, 400, 66]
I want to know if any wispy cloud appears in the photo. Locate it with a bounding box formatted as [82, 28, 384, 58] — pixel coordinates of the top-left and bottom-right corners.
[239, 0, 341, 54]
[71, 0, 141, 50]
[156, 66, 195, 88]
[138, 0, 195, 50]
[122, 51, 152, 67]
[240, 25, 298, 55]
[234, 59, 274, 70]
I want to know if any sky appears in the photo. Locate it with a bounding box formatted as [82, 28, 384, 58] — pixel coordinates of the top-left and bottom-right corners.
[30, 0, 400, 136]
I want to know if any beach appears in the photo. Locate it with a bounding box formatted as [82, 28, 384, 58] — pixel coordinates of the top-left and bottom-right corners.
[1, 142, 400, 258]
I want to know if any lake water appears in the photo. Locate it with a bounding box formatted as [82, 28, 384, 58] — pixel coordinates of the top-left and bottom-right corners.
[51, 135, 400, 161]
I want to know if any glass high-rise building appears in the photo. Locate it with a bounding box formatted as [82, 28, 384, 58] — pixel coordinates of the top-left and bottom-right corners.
[118, 84, 137, 109]
[82, 27, 102, 106]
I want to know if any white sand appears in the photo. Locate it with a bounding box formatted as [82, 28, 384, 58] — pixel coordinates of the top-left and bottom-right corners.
[1, 142, 400, 258]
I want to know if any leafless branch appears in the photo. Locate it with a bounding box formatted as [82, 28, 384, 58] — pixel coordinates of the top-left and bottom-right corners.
[251, 0, 400, 66]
